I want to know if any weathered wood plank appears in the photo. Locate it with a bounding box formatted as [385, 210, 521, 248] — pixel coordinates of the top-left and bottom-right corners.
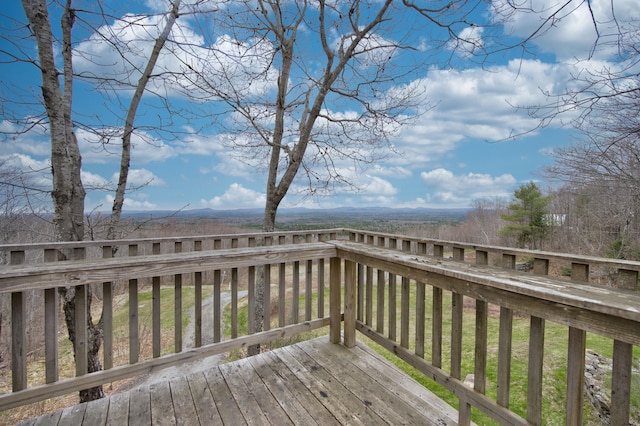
[57, 403, 87, 426]
[128, 385, 151, 425]
[346, 341, 459, 424]
[202, 367, 247, 426]
[218, 360, 270, 425]
[185, 371, 222, 425]
[276, 345, 382, 425]
[32, 409, 62, 426]
[247, 353, 320, 426]
[81, 396, 110, 426]
[234, 357, 294, 425]
[149, 380, 176, 426]
[169, 376, 199, 426]
[105, 391, 129, 426]
[262, 351, 336, 424]
[301, 339, 454, 425]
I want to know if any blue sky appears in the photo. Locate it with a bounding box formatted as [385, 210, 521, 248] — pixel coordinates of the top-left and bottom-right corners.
[1, 0, 636, 212]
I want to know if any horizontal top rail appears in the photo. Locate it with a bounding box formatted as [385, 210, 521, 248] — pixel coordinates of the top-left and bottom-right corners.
[334, 240, 640, 345]
[343, 228, 640, 272]
[0, 242, 337, 293]
[0, 228, 346, 253]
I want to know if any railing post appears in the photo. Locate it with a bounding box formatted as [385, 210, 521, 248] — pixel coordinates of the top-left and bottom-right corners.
[344, 259, 357, 348]
[329, 257, 342, 344]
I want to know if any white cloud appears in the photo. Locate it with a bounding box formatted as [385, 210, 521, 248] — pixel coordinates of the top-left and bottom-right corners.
[420, 168, 517, 207]
[447, 26, 484, 57]
[389, 58, 578, 169]
[77, 128, 177, 165]
[200, 183, 266, 209]
[492, 0, 639, 61]
[110, 168, 165, 188]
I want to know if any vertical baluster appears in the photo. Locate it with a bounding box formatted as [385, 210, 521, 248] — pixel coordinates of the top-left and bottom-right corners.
[231, 267, 238, 339]
[128, 244, 139, 364]
[376, 268, 385, 334]
[10, 250, 26, 391]
[365, 265, 373, 327]
[497, 253, 516, 408]
[400, 240, 411, 348]
[73, 248, 88, 376]
[247, 238, 256, 335]
[432, 244, 444, 368]
[194, 240, 202, 348]
[475, 251, 489, 395]
[263, 263, 271, 332]
[610, 268, 637, 426]
[415, 242, 428, 359]
[453, 246, 464, 261]
[305, 259, 313, 321]
[357, 263, 364, 323]
[173, 242, 183, 352]
[527, 315, 545, 425]
[401, 276, 410, 349]
[292, 261, 300, 324]
[44, 249, 59, 382]
[279, 262, 286, 327]
[450, 292, 463, 380]
[101, 246, 114, 368]
[213, 239, 222, 343]
[388, 272, 397, 342]
[317, 258, 325, 318]
[566, 262, 587, 425]
[152, 243, 161, 358]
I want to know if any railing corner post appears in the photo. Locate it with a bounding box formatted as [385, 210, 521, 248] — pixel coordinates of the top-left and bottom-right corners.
[343, 259, 357, 348]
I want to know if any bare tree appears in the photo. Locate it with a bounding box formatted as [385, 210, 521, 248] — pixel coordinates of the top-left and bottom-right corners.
[15, 0, 184, 401]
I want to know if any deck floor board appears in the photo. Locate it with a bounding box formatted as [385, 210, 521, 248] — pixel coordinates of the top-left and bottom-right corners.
[21, 337, 461, 425]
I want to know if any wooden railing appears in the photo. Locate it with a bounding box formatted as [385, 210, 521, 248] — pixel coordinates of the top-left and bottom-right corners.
[1, 229, 639, 425]
[339, 230, 640, 425]
[0, 230, 340, 413]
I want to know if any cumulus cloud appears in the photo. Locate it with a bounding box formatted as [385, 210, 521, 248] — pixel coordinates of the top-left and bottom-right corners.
[491, 0, 639, 61]
[420, 168, 516, 207]
[200, 183, 266, 209]
[447, 26, 484, 57]
[76, 128, 177, 165]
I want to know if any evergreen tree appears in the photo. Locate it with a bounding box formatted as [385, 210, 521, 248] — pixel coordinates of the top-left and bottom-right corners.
[501, 182, 551, 248]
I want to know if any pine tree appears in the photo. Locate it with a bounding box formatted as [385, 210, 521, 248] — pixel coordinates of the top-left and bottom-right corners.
[501, 182, 551, 249]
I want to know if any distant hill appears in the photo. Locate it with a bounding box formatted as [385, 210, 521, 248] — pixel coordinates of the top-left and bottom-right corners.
[122, 207, 469, 231]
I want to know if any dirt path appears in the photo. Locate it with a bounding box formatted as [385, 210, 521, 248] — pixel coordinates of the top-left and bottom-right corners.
[124, 291, 247, 390]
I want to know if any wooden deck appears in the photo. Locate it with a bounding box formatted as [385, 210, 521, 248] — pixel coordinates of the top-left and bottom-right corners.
[17, 337, 460, 425]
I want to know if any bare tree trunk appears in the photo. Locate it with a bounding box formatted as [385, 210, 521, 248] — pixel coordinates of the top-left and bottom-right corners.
[22, 0, 104, 401]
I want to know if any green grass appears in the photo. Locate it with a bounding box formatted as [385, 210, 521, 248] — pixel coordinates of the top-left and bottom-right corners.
[112, 285, 212, 357]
